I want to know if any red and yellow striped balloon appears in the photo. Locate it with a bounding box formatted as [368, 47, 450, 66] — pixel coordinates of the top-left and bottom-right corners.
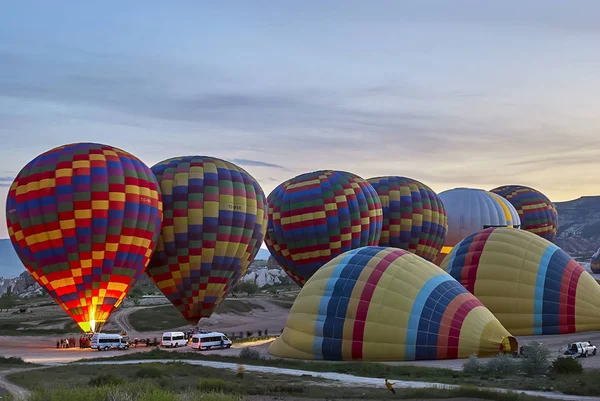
[6, 143, 163, 333]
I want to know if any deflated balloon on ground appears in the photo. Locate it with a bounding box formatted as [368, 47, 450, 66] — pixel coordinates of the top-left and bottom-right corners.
[269, 246, 517, 361]
[441, 227, 600, 335]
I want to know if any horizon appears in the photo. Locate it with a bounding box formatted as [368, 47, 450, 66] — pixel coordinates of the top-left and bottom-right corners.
[3, 1, 600, 239]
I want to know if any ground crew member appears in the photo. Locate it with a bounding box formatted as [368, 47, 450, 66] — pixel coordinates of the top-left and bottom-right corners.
[385, 378, 396, 394]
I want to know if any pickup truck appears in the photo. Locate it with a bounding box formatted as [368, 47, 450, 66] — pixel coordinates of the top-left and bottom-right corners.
[564, 342, 597, 357]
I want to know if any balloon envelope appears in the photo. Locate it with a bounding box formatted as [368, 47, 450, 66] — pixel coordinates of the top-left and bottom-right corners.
[367, 176, 447, 262]
[264, 170, 382, 287]
[435, 188, 520, 265]
[269, 246, 517, 361]
[5, 143, 163, 333]
[442, 227, 600, 335]
[146, 156, 267, 325]
[490, 185, 558, 242]
[591, 248, 600, 274]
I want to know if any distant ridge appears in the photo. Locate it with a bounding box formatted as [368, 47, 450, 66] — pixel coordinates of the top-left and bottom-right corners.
[555, 195, 600, 256]
[0, 237, 272, 279]
[1, 195, 598, 278]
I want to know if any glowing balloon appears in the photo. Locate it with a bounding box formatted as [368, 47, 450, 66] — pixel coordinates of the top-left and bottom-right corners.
[264, 170, 382, 287]
[269, 246, 517, 361]
[146, 156, 267, 325]
[6, 143, 163, 333]
[442, 227, 600, 335]
[435, 188, 520, 265]
[367, 176, 447, 262]
[490, 185, 558, 242]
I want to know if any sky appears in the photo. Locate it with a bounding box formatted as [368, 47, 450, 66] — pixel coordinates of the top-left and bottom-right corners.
[1, 0, 600, 239]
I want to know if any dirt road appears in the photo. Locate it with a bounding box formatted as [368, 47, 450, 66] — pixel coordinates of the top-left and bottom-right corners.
[0, 367, 48, 401]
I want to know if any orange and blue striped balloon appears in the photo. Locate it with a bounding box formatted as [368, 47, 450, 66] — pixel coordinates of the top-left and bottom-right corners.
[368, 176, 447, 262]
[6, 143, 163, 333]
[270, 247, 516, 361]
[146, 156, 267, 325]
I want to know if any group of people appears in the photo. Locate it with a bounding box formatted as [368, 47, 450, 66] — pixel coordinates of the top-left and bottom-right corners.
[56, 336, 90, 349]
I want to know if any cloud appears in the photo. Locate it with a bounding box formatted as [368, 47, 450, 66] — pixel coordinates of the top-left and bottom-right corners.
[230, 159, 288, 170]
[0, 176, 14, 187]
[0, 47, 484, 161]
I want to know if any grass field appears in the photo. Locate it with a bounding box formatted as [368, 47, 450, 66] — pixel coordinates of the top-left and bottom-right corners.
[0, 356, 38, 371]
[87, 349, 600, 397]
[0, 304, 79, 336]
[128, 305, 188, 332]
[0, 388, 14, 400]
[128, 300, 268, 332]
[7, 362, 555, 401]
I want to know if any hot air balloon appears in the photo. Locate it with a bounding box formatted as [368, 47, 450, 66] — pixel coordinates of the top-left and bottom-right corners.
[590, 247, 600, 274]
[269, 246, 518, 361]
[490, 185, 558, 242]
[367, 176, 447, 262]
[441, 227, 600, 335]
[146, 156, 267, 325]
[264, 170, 383, 287]
[5, 143, 163, 333]
[434, 188, 520, 265]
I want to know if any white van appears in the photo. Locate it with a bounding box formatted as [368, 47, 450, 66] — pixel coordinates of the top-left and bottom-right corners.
[161, 331, 187, 348]
[191, 332, 232, 350]
[91, 333, 129, 351]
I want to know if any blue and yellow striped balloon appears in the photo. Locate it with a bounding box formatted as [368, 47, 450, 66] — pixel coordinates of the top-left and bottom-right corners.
[270, 246, 517, 361]
[442, 227, 600, 335]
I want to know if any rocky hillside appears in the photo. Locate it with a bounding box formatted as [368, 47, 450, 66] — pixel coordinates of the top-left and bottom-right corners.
[0, 270, 44, 299]
[555, 196, 600, 257]
[0, 254, 291, 297]
[240, 256, 294, 288]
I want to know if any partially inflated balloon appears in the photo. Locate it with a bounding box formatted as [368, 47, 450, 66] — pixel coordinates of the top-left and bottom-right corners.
[367, 176, 447, 262]
[270, 247, 517, 361]
[591, 248, 600, 274]
[146, 156, 267, 325]
[265, 170, 383, 287]
[6, 143, 163, 333]
[442, 227, 600, 335]
[435, 188, 520, 265]
[490, 185, 558, 242]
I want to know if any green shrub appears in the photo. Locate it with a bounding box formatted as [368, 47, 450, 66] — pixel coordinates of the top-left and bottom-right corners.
[28, 383, 241, 401]
[484, 354, 519, 375]
[462, 355, 485, 374]
[0, 356, 28, 365]
[196, 378, 238, 393]
[135, 365, 165, 379]
[88, 374, 125, 387]
[239, 347, 262, 360]
[550, 357, 583, 375]
[521, 342, 551, 375]
[265, 384, 304, 394]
